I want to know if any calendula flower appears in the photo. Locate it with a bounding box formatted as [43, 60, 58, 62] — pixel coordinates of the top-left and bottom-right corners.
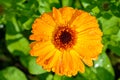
[29, 7, 103, 76]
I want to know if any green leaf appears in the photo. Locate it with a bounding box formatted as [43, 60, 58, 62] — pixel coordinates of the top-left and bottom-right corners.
[108, 45, 120, 56]
[0, 71, 6, 80]
[62, 74, 87, 80]
[48, 0, 61, 8]
[101, 16, 120, 56]
[92, 6, 100, 14]
[28, 57, 46, 75]
[80, 67, 98, 80]
[94, 52, 114, 75]
[20, 56, 32, 68]
[53, 74, 62, 80]
[0, 0, 12, 8]
[37, 0, 51, 14]
[61, 0, 73, 7]
[23, 18, 34, 30]
[37, 0, 61, 14]
[38, 72, 53, 80]
[102, 12, 112, 19]
[6, 33, 30, 56]
[95, 67, 114, 80]
[38, 7, 51, 14]
[20, 56, 53, 80]
[111, 3, 120, 17]
[5, 21, 30, 56]
[99, 16, 120, 35]
[46, 74, 53, 80]
[94, 52, 115, 79]
[53, 74, 87, 80]
[0, 67, 27, 80]
[73, 0, 82, 9]
[80, 52, 115, 80]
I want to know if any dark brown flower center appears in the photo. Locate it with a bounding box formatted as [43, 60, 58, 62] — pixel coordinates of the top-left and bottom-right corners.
[53, 27, 76, 50]
[59, 31, 72, 44]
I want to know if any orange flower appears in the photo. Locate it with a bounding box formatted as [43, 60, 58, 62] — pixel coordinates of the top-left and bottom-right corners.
[29, 7, 103, 76]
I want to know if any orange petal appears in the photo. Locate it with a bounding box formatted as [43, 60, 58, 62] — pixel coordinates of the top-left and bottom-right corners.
[75, 19, 99, 33]
[52, 7, 64, 25]
[92, 56, 98, 60]
[30, 42, 37, 48]
[70, 11, 98, 30]
[32, 18, 54, 36]
[52, 54, 63, 75]
[74, 39, 103, 58]
[36, 49, 57, 67]
[70, 11, 88, 25]
[29, 34, 51, 41]
[77, 28, 103, 40]
[62, 51, 72, 75]
[43, 50, 61, 71]
[70, 50, 85, 73]
[82, 57, 93, 66]
[40, 13, 56, 27]
[69, 10, 83, 24]
[46, 50, 61, 68]
[59, 7, 75, 23]
[30, 41, 54, 56]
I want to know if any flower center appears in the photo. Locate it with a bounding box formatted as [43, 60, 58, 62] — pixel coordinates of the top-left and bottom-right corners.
[53, 27, 76, 50]
[59, 31, 72, 44]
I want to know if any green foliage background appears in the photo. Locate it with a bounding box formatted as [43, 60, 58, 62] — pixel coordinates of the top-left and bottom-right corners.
[0, 0, 120, 80]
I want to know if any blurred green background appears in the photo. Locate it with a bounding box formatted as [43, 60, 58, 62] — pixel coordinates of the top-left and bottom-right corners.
[0, 0, 120, 80]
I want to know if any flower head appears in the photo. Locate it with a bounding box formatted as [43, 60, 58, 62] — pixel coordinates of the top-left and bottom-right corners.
[29, 7, 103, 76]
